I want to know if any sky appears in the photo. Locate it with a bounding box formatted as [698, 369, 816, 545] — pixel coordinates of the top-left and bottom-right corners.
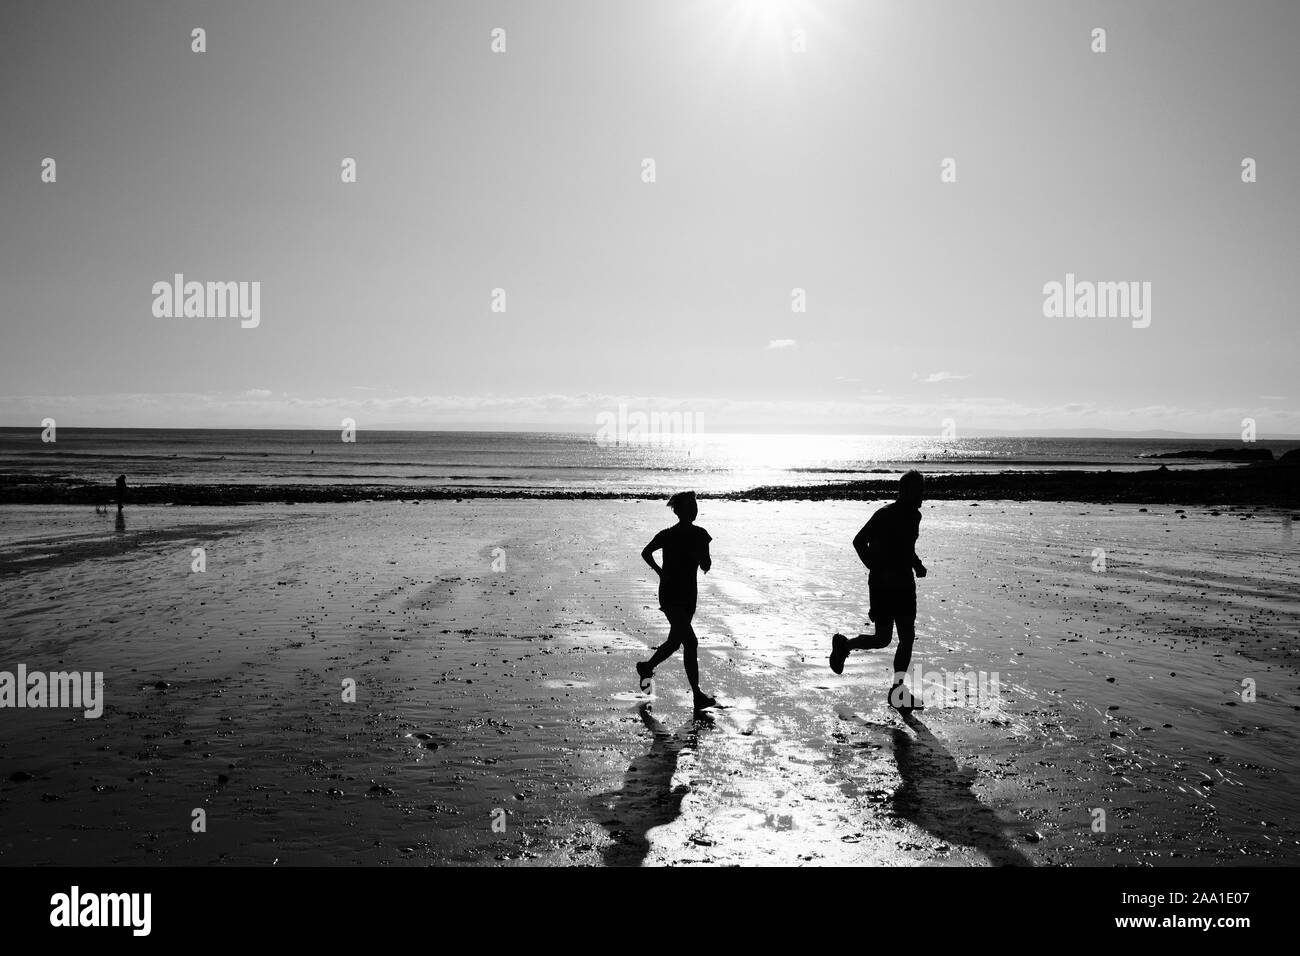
[1, 0, 1297, 436]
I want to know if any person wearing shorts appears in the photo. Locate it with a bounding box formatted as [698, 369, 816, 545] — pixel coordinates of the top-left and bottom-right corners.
[830, 470, 928, 709]
[636, 491, 717, 712]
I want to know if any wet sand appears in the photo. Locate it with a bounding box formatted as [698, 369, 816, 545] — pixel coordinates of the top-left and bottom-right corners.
[0, 500, 1297, 866]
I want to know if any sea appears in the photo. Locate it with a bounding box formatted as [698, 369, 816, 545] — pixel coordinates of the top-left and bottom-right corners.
[3, 428, 1295, 496]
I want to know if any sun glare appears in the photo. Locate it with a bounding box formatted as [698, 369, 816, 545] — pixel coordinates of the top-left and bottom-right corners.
[733, 0, 800, 43]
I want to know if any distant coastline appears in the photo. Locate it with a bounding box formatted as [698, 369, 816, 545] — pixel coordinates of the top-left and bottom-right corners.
[2, 460, 1296, 508]
[4, 429, 1298, 506]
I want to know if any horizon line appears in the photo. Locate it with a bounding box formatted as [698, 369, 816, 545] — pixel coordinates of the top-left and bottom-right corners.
[4, 423, 1299, 441]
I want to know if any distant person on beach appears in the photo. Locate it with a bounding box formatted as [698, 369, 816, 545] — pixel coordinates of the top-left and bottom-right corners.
[830, 470, 928, 709]
[637, 491, 718, 711]
[115, 474, 127, 511]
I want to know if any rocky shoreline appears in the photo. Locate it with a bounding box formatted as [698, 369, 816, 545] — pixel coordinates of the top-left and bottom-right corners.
[2, 461, 1297, 508]
[727, 462, 1300, 507]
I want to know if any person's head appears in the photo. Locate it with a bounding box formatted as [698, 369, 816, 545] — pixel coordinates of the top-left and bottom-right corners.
[667, 490, 698, 522]
[898, 469, 924, 509]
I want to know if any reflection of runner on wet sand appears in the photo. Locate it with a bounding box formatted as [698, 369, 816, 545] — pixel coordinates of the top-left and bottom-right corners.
[889, 711, 1032, 866]
[589, 703, 714, 866]
[834, 707, 1030, 865]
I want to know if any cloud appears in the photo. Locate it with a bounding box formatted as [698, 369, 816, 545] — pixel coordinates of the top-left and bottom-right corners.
[912, 371, 968, 384]
[766, 339, 797, 350]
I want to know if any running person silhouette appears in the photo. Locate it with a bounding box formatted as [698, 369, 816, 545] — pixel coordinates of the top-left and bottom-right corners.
[637, 491, 718, 711]
[830, 470, 928, 709]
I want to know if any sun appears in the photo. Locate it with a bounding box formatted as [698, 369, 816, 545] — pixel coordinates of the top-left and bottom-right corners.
[694, 0, 829, 67]
[732, 0, 802, 43]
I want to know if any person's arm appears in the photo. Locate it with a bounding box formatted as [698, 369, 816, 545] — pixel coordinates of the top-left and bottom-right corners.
[852, 521, 873, 570]
[642, 535, 662, 577]
[911, 516, 927, 577]
[699, 538, 712, 575]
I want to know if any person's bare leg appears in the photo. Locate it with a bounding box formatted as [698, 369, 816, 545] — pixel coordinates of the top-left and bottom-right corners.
[832, 616, 892, 674]
[674, 616, 715, 708]
[889, 617, 920, 708]
[640, 612, 684, 686]
[682, 632, 700, 693]
[847, 625, 892, 651]
[645, 631, 682, 671]
[892, 617, 915, 675]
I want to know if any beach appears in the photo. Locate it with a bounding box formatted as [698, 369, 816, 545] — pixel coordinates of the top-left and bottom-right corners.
[1, 498, 1297, 866]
